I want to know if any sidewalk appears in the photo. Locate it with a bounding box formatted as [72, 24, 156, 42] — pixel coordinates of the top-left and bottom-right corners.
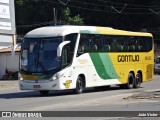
[0, 80, 18, 91]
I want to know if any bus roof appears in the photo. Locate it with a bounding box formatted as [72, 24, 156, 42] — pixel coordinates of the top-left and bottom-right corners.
[25, 25, 153, 38]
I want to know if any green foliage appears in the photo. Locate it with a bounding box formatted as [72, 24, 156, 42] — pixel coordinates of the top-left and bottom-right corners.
[62, 7, 84, 25]
[15, 0, 26, 6]
[15, 1, 84, 34]
[68, 15, 84, 25]
[15, 0, 160, 36]
[61, 7, 71, 23]
[64, 7, 70, 17]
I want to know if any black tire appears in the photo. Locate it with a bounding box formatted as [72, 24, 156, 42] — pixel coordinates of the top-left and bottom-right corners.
[134, 73, 142, 88]
[125, 73, 134, 89]
[39, 90, 49, 96]
[74, 76, 84, 94]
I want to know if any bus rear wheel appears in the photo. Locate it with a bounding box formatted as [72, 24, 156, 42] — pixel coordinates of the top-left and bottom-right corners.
[74, 76, 84, 94]
[134, 73, 142, 88]
[39, 90, 49, 96]
[125, 73, 134, 89]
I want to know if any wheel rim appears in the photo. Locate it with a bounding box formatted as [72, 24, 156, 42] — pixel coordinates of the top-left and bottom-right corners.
[77, 77, 82, 91]
[136, 74, 141, 87]
[128, 74, 134, 88]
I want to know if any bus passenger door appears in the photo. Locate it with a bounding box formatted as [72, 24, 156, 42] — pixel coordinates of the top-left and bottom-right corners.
[61, 46, 71, 68]
[61, 46, 75, 89]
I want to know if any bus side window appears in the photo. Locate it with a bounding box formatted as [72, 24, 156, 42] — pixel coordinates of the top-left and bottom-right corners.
[116, 36, 126, 52]
[122, 37, 128, 52]
[64, 33, 78, 62]
[104, 45, 111, 52]
[103, 36, 111, 52]
[135, 37, 143, 52]
[77, 39, 85, 56]
[77, 34, 90, 56]
[111, 37, 117, 52]
[144, 37, 152, 52]
[92, 34, 103, 52]
[134, 37, 139, 52]
[84, 36, 93, 52]
[128, 37, 135, 52]
[138, 37, 145, 52]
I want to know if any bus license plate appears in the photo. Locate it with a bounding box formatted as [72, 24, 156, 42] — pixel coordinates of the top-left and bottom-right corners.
[33, 85, 41, 88]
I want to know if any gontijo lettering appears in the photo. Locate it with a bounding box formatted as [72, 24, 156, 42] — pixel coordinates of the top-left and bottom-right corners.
[118, 55, 139, 62]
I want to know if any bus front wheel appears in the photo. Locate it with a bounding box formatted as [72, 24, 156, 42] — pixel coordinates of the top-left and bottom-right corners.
[125, 73, 134, 89]
[39, 90, 49, 96]
[74, 76, 84, 94]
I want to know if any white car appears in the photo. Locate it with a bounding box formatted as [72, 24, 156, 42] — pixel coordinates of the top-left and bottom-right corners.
[155, 56, 160, 74]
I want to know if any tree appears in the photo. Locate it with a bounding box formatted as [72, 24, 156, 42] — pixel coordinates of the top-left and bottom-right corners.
[15, 0, 160, 35]
[15, 0, 26, 6]
[68, 14, 84, 25]
[61, 7, 84, 25]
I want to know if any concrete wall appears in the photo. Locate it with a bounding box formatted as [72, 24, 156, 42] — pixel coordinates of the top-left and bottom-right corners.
[0, 0, 16, 49]
[0, 52, 19, 79]
[0, 0, 16, 34]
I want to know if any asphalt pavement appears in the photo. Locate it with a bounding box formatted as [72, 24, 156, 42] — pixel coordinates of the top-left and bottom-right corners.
[0, 75, 160, 120]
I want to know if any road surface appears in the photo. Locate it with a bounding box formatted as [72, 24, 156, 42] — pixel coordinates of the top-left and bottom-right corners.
[0, 75, 160, 119]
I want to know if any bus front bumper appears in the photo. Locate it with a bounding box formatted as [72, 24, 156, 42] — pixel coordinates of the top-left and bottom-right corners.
[19, 80, 61, 90]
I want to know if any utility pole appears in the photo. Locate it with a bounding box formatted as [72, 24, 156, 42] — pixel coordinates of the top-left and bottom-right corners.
[53, 8, 57, 25]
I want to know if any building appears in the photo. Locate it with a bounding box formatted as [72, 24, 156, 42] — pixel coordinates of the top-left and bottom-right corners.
[0, 0, 16, 48]
[0, 0, 16, 79]
[0, 0, 16, 49]
[0, 46, 20, 79]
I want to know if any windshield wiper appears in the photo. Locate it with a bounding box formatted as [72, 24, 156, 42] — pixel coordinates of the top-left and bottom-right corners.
[37, 60, 47, 73]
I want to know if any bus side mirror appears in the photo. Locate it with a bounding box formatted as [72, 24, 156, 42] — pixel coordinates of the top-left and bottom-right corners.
[57, 41, 70, 57]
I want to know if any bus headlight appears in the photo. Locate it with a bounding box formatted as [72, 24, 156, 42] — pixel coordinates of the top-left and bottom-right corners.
[52, 73, 64, 80]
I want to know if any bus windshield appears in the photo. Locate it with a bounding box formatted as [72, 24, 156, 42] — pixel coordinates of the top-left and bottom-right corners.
[20, 37, 62, 73]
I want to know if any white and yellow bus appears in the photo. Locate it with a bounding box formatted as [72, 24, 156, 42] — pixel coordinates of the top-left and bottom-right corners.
[19, 26, 154, 95]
